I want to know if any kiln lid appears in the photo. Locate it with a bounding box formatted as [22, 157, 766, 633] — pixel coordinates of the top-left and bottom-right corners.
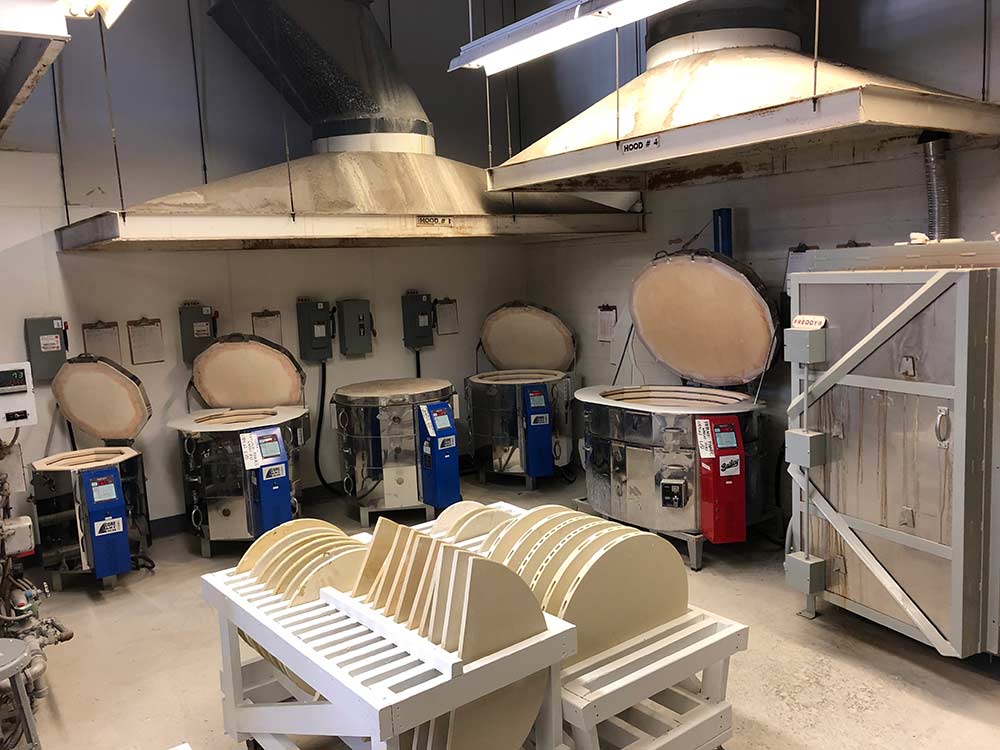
[480, 302, 576, 372]
[630, 251, 775, 386]
[52, 355, 151, 441]
[333, 378, 454, 407]
[193, 334, 305, 409]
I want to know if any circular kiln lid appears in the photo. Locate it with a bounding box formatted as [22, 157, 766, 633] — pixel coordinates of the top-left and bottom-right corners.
[480, 302, 576, 372]
[193, 334, 305, 409]
[630, 251, 775, 386]
[575, 385, 759, 415]
[52, 356, 151, 441]
[333, 378, 454, 407]
[468, 369, 566, 385]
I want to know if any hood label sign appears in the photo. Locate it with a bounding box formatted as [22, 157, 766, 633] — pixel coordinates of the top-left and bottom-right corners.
[620, 136, 660, 156]
[417, 216, 454, 226]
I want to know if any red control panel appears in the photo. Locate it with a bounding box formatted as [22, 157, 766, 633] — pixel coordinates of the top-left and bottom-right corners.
[696, 415, 746, 544]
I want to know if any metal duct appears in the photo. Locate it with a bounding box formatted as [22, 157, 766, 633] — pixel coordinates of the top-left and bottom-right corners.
[920, 132, 952, 241]
[647, 0, 803, 49]
[208, 0, 433, 146]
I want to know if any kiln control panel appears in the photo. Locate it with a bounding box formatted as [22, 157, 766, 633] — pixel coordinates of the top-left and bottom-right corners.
[0, 362, 37, 428]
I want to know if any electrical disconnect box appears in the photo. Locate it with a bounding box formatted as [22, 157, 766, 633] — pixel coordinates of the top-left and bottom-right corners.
[296, 299, 333, 362]
[401, 291, 434, 350]
[0, 362, 37, 428]
[23, 317, 67, 382]
[179, 302, 217, 364]
[336, 299, 374, 356]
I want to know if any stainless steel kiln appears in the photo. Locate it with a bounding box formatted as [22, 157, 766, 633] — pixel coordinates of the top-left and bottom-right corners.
[169, 335, 309, 557]
[467, 303, 576, 488]
[785, 241, 1000, 658]
[579, 251, 777, 569]
[333, 378, 458, 527]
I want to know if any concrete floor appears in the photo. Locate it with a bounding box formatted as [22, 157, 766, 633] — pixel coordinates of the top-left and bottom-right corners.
[29, 477, 1000, 750]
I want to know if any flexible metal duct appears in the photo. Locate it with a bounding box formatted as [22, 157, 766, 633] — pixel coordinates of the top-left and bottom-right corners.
[208, 0, 432, 147]
[920, 132, 952, 241]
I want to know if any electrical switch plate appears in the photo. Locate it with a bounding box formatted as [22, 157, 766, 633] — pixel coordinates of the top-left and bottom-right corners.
[23, 317, 66, 382]
[336, 299, 373, 356]
[296, 299, 333, 362]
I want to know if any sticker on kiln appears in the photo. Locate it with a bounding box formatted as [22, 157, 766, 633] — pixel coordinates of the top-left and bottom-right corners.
[94, 518, 124, 536]
[264, 465, 287, 480]
[719, 456, 741, 477]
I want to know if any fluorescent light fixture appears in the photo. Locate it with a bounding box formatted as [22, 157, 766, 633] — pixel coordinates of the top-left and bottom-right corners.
[62, 0, 134, 27]
[449, 0, 698, 76]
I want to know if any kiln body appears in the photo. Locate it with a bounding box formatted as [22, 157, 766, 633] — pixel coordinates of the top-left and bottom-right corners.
[333, 378, 460, 526]
[579, 251, 777, 568]
[169, 335, 308, 557]
[31, 355, 153, 589]
[467, 302, 576, 487]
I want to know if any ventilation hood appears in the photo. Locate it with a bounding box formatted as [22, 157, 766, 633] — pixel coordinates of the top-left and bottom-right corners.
[487, 5, 1000, 192]
[58, 0, 640, 253]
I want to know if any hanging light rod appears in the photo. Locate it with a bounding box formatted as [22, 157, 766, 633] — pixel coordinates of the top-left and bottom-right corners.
[449, 0, 698, 76]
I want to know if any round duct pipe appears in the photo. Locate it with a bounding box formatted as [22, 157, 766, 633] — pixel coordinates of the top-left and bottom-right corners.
[646, 0, 804, 66]
[647, 0, 803, 45]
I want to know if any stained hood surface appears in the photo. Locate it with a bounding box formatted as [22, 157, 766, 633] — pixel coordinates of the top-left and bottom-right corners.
[489, 44, 1000, 191]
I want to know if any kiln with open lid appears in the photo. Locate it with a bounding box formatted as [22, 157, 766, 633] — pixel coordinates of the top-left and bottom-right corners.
[466, 302, 575, 488]
[168, 334, 309, 557]
[333, 378, 460, 527]
[31, 355, 153, 589]
[577, 251, 776, 569]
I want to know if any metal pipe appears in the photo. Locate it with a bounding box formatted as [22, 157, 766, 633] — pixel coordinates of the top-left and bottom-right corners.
[921, 132, 952, 241]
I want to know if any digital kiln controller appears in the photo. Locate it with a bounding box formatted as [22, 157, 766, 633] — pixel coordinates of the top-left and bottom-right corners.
[0, 362, 38, 428]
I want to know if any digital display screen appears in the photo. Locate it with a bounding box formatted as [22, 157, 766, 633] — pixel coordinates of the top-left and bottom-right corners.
[258, 434, 281, 459]
[90, 476, 117, 503]
[0, 368, 26, 391]
[714, 426, 738, 450]
[432, 408, 451, 431]
[529, 390, 546, 408]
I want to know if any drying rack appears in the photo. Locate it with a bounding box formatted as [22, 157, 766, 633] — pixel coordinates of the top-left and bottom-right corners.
[202, 502, 748, 750]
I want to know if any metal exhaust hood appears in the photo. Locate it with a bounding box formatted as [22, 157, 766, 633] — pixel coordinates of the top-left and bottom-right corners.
[487, 4, 1000, 192]
[58, 0, 640, 253]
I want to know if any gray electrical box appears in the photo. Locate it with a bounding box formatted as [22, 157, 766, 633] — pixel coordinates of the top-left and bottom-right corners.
[784, 551, 826, 595]
[297, 298, 333, 362]
[784, 328, 827, 364]
[336, 299, 373, 356]
[401, 291, 434, 350]
[785, 428, 827, 468]
[23, 317, 67, 382]
[179, 302, 216, 364]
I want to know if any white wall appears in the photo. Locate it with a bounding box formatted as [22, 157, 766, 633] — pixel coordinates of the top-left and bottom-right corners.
[0, 149, 527, 521]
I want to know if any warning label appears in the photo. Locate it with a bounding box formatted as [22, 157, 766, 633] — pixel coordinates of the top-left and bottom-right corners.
[39, 334, 62, 353]
[695, 419, 715, 458]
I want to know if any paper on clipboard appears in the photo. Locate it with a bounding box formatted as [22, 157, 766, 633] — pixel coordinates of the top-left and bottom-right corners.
[251, 310, 283, 345]
[82, 321, 122, 362]
[127, 318, 165, 365]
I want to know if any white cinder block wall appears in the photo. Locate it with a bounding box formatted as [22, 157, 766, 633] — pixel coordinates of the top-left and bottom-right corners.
[0, 153, 527, 522]
[4, 0, 1000, 526]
